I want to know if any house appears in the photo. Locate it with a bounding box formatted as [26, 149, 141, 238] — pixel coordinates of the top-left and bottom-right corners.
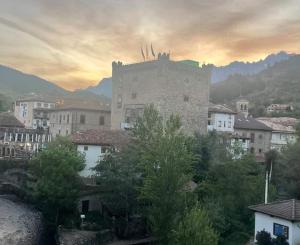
[111, 53, 211, 135]
[257, 117, 297, 151]
[249, 199, 300, 245]
[71, 129, 130, 178]
[234, 114, 272, 162]
[0, 112, 51, 160]
[14, 97, 56, 131]
[267, 104, 294, 114]
[49, 104, 111, 138]
[208, 103, 236, 133]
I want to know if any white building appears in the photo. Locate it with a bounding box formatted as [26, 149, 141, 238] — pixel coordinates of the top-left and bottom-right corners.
[14, 97, 56, 131]
[257, 117, 297, 151]
[249, 199, 300, 245]
[208, 104, 236, 133]
[72, 129, 130, 179]
[267, 104, 294, 114]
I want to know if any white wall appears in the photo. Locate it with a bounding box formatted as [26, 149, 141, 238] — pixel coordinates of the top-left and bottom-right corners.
[254, 212, 300, 245]
[271, 132, 296, 151]
[77, 144, 102, 177]
[209, 112, 235, 133]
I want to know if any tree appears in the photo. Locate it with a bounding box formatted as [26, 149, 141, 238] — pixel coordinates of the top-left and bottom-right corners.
[197, 155, 267, 244]
[30, 137, 85, 227]
[276, 141, 300, 199]
[256, 230, 272, 245]
[272, 235, 289, 245]
[174, 205, 218, 245]
[94, 147, 142, 238]
[133, 105, 194, 244]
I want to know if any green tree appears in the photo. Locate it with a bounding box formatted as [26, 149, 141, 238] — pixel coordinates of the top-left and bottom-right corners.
[94, 146, 142, 238]
[276, 141, 300, 199]
[30, 137, 85, 227]
[174, 205, 218, 245]
[134, 105, 194, 244]
[256, 230, 272, 245]
[198, 155, 266, 244]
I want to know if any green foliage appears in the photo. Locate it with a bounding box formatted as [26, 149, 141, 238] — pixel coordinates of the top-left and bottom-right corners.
[256, 230, 272, 245]
[30, 137, 85, 227]
[275, 141, 300, 199]
[173, 205, 218, 245]
[133, 105, 194, 243]
[272, 235, 289, 245]
[197, 154, 266, 244]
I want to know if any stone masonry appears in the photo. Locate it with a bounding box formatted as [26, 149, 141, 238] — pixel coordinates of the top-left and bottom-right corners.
[111, 54, 211, 135]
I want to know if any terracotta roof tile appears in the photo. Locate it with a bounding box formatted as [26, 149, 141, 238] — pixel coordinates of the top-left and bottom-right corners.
[71, 129, 131, 149]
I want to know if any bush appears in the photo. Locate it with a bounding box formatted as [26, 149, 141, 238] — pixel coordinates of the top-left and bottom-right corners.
[256, 230, 272, 245]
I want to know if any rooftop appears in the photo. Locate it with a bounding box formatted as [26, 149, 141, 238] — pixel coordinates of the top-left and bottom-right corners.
[257, 117, 297, 133]
[249, 199, 300, 221]
[209, 103, 236, 114]
[0, 113, 24, 128]
[234, 114, 272, 131]
[71, 129, 130, 148]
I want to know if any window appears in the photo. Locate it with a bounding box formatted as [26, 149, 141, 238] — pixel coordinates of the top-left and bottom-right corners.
[37, 102, 41, 107]
[67, 114, 70, 123]
[242, 139, 246, 143]
[80, 114, 86, 124]
[58, 129, 61, 135]
[81, 200, 90, 214]
[259, 148, 262, 153]
[224, 121, 226, 127]
[63, 115, 65, 121]
[99, 116, 105, 125]
[59, 115, 62, 124]
[183, 95, 189, 102]
[228, 121, 232, 128]
[66, 130, 69, 135]
[250, 147, 255, 153]
[131, 93, 137, 99]
[259, 134, 263, 140]
[218, 121, 222, 127]
[250, 133, 255, 143]
[117, 95, 122, 108]
[44, 103, 48, 108]
[240, 104, 243, 110]
[84, 146, 88, 151]
[273, 223, 289, 239]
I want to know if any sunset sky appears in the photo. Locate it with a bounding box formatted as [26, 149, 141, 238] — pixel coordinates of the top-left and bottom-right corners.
[0, 0, 300, 91]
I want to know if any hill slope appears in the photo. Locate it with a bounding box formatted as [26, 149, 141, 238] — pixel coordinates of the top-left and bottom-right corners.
[84, 77, 112, 98]
[211, 55, 300, 116]
[211, 51, 291, 83]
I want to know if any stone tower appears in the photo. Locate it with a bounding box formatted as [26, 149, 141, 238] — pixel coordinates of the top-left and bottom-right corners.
[111, 53, 211, 135]
[236, 98, 249, 117]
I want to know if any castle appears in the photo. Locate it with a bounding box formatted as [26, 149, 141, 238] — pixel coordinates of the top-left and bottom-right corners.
[111, 53, 211, 134]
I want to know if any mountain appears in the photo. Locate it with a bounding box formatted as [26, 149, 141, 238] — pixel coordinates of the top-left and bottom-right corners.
[211, 55, 300, 117]
[211, 51, 292, 83]
[84, 77, 112, 98]
[0, 65, 111, 110]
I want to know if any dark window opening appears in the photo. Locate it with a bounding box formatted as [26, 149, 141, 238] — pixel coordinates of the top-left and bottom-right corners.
[250, 147, 255, 154]
[82, 200, 90, 214]
[99, 116, 105, 126]
[184, 95, 189, 102]
[250, 133, 255, 143]
[84, 146, 88, 151]
[80, 115, 86, 124]
[273, 223, 289, 239]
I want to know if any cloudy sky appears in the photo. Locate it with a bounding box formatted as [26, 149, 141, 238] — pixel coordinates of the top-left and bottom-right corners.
[0, 0, 300, 90]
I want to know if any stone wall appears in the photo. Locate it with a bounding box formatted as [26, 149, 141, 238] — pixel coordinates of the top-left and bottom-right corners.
[111, 55, 211, 135]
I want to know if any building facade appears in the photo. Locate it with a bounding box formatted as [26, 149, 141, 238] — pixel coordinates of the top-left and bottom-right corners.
[49, 107, 111, 138]
[234, 114, 272, 162]
[0, 113, 51, 160]
[257, 117, 297, 151]
[111, 54, 211, 135]
[208, 104, 236, 133]
[72, 129, 130, 178]
[14, 98, 55, 131]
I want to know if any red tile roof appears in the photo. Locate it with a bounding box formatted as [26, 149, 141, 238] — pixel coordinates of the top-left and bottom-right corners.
[71, 129, 131, 148]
